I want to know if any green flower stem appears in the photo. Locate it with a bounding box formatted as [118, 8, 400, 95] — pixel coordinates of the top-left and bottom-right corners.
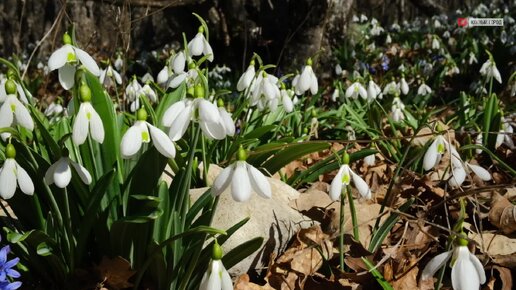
[62, 187, 75, 270]
[201, 134, 209, 186]
[339, 188, 345, 271]
[346, 185, 359, 240]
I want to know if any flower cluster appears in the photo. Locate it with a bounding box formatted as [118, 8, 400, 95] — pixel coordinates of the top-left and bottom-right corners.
[0, 236, 21, 290]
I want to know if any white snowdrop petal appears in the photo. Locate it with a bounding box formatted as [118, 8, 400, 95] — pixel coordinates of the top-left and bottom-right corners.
[452, 249, 480, 290]
[113, 70, 122, 85]
[120, 124, 143, 158]
[53, 158, 72, 188]
[74, 47, 100, 76]
[219, 108, 235, 136]
[421, 250, 453, 280]
[345, 85, 355, 99]
[173, 52, 186, 74]
[72, 103, 90, 145]
[168, 105, 193, 141]
[162, 101, 186, 127]
[203, 39, 214, 62]
[358, 85, 368, 99]
[329, 166, 345, 201]
[157, 67, 169, 84]
[188, 33, 204, 56]
[423, 139, 439, 171]
[198, 100, 220, 123]
[220, 264, 233, 290]
[212, 165, 234, 196]
[282, 94, 293, 113]
[17, 85, 29, 104]
[48, 45, 74, 71]
[467, 164, 491, 181]
[13, 99, 34, 131]
[70, 161, 92, 185]
[168, 73, 187, 88]
[16, 162, 34, 195]
[231, 162, 251, 202]
[298, 66, 313, 93]
[310, 72, 318, 95]
[0, 100, 14, 128]
[469, 252, 486, 284]
[351, 170, 371, 199]
[0, 160, 17, 199]
[247, 164, 271, 198]
[449, 166, 466, 188]
[58, 64, 76, 90]
[99, 69, 107, 85]
[364, 154, 375, 166]
[88, 105, 105, 143]
[200, 120, 226, 140]
[44, 161, 58, 185]
[147, 123, 176, 158]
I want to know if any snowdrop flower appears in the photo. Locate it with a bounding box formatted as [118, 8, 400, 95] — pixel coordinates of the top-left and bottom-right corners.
[335, 64, 343, 76]
[385, 34, 392, 44]
[162, 84, 226, 141]
[421, 238, 485, 290]
[199, 243, 232, 290]
[329, 153, 371, 201]
[249, 72, 281, 110]
[383, 80, 400, 96]
[399, 77, 409, 95]
[495, 117, 514, 148]
[114, 53, 123, 71]
[99, 64, 122, 89]
[72, 84, 104, 145]
[157, 66, 170, 85]
[364, 152, 376, 166]
[48, 32, 100, 90]
[390, 97, 405, 122]
[121, 108, 176, 159]
[212, 146, 271, 202]
[0, 144, 34, 199]
[367, 80, 381, 102]
[417, 83, 432, 96]
[431, 37, 440, 50]
[237, 61, 256, 92]
[447, 65, 460, 76]
[345, 82, 367, 99]
[479, 59, 502, 84]
[217, 100, 235, 137]
[331, 89, 340, 102]
[448, 158, 492, 188]
[433, 19, 442, 29]
[124, 78, 144, 112]
[360, 14, 368, 22]
[280, 85, 294, 113]
[0, 79, 33, 131]
[168, 62, 199, 89]
[188, 26, 213, 61]
[442, 31, 450, 39]
[294, 58, 318, 95]
[0, 76, 30, 104]
[423, 135, 447, 171]
[45, 154, 92, 188]
[468, 52, 478, 65]
[140, 83, 158, 103]
[370, 18, 384, 36]
[44, 102, 64, 117]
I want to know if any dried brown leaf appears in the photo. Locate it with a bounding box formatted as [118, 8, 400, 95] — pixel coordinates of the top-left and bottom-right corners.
[96, 256, 135, 290]
[489, 193, 516, 234]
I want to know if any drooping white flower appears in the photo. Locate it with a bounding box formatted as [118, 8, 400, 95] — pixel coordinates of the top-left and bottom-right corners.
[124, 78, 143, 112]
[329, 159, 371, 201]
[48, 33, 100, 90]
[157, 66, 170, 85]
[294, 58, 318, 95]
[423, 135, 447, 171]
[417, 83, 432, 96]
[449, 160, 492, 188]
[172, 51, 186, 74]
[367, 80, 381, 102]
[431, 37, 440, 50]
[212, 147, 271, 202]
[421, 241, 486, 290]
[335, 64, 343, 76]
[383, 80, 400, 96]
[495, 117, 514, 148]
[0, 79, 29, 104]
[200, 243, 233, 290]
[141, 73, 154, 83]
[237, 62, 256, 92]
[168, 63, 199, 89]
[447, 65, 460, 76]
[45, 156, 92, 188]
[479, 59, 502, 84]
[345, 82, 367, 99]
[364, 153, 376, 166]
[280, 87, 294, 113]
[188, 27, 213, 61]
[72, 84, 104, 145]
[121, 108, 176, 159]
[385, 34, 392, 44]
[468, 52, 478, 65]
[217, 103, 235, 137]
[0, 94, 34, 131]
[140, 83, 158, 103]
[44, 102, 65, 117]
[114, 53, 123, 71]
[99, 65, 122, 89]
[249, 72, 281, 111]
[0, 144, 34, 199]
[390, 97, 405, 122]
[399, 77, 409, 95]
[162, 88, 227, 141]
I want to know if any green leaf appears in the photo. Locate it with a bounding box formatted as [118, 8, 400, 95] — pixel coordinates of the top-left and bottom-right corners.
[362, 257, 394, 290]
[222, 237, 263, 269]
[259, 142, 330, 175]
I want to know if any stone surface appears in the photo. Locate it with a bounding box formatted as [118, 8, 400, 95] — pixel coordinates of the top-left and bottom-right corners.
[190, 164, 315, 277]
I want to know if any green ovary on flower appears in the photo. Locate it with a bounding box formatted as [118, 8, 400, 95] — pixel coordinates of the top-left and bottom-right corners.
[237, 146, 247, 161]
[5, 79, 17, 95]
[5, 144, 16, 159]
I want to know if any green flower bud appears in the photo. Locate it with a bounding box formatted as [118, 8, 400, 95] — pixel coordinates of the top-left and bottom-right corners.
[5, 79, 17, 95]
[237, 145, 247, 161]
[456, 237, 469, 247]
[211, 242, 223, 260]
[5, 144, 16, 159]
[198, 26, 204, 34]
[63, 32, 72, 45]
[137, 108, 148, 121]
[7, 69, 16, 79]
[342, 152, 350, 165]
[187, 86, 195, 97]
[250, 59, 255, 66]
[194, 84, 205, 99]
[188, 62, 196, 70]
[79, 84, 92, 102]
[306, 58, 313, 66]
[217, 99, 224, 108]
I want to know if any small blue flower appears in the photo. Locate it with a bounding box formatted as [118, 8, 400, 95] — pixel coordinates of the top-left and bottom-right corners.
[0, 242, 22, 290]
[381, 55, 390, 71]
